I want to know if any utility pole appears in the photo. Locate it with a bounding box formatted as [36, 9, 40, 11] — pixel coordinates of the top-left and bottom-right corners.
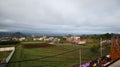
[100, 38, 103, 57]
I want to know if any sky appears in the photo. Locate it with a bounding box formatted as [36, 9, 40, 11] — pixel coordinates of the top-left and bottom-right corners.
[0, 0, 120, 34]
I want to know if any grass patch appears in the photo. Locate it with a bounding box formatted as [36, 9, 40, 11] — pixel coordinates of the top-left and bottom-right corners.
[0, 51, 11, 59]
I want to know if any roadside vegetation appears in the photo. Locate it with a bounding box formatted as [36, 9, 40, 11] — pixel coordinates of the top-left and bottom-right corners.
[0, 40, 20, 45]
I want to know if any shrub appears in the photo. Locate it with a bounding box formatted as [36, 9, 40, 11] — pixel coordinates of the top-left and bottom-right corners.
[23, 43, 55, 48]
[0, 40, 20, 45]
[90, 45, 99, 53]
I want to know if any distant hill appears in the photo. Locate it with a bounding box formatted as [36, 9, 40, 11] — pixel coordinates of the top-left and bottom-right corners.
[0, 32, 26, 38]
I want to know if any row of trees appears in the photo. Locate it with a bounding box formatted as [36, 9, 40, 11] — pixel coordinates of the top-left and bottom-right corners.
[86, 33, 114, 39]
[0, 40, 20, 45]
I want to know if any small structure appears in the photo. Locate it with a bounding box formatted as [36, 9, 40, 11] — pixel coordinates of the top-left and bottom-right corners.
[49, 38, 61, 44]
[66, 36, 73, 42]
[33, 37, 43, 41]
[0, 37, 10, 41]
[78, 40, 86, 44]
[65, 36, 86, 45]
[19, 37, 26, 41]
[73, 39, 86, 45]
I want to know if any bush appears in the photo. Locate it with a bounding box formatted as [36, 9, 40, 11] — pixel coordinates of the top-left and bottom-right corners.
[90, 45, 99, 53]
[0, 40, 20, 45]
[23, 43, 55, 48]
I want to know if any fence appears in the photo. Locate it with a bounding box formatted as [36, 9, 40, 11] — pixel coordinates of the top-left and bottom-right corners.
[0, 47, 15, 67]
[1, 45, 110, 67]
[6, 48, 80, 67]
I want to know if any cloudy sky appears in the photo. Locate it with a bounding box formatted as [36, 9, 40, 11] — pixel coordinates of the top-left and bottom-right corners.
[0, 0, 120, 34]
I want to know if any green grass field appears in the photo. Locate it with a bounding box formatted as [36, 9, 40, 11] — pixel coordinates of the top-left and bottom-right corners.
[0, 51, 11, 59]
[5, 39, 110, 67]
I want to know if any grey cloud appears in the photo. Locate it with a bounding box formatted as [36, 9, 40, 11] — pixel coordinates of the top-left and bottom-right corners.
[0, 0, 120, 34]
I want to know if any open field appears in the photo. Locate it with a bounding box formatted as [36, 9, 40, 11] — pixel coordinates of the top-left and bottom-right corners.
[0, 39, 110, 67]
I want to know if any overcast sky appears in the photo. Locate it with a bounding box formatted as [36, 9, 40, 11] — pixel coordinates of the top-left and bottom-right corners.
[0, 0, 120, 34]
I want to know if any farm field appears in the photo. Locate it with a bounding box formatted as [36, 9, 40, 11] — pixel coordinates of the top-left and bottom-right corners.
[5, 39, 110, 67]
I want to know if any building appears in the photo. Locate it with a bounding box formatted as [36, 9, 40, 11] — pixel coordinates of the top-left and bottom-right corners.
[19, 37, 26, 41]
[33, 37, 43, 41]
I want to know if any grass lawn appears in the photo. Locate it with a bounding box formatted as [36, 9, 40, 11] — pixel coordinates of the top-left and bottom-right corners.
[0, 51, 11, 59]
[7, 39, 110, 67]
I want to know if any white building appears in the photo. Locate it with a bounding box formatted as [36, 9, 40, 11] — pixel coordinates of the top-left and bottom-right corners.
[19, 37, 26, 41]
[33, 37, 43, 41]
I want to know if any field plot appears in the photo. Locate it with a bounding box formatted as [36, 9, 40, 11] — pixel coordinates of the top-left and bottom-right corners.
[7, 40, 110, 67]
[7, 44, 79, 67]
